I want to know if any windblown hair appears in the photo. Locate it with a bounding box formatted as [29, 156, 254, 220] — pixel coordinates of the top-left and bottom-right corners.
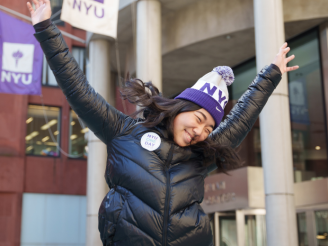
[120, 78, 241, 172]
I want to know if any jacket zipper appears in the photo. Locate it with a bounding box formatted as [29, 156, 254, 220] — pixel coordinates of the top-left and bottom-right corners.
[163, 144, 174, 246]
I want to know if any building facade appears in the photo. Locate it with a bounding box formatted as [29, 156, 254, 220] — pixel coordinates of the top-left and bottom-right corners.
[0, 0, 328, 246]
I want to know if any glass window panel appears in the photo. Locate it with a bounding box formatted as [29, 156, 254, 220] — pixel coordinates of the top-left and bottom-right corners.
[219, 216, 237, 246]
[69, 110, 88, 159]
[230, 29, 328, 179]
[47, 66, 58, 86]
[21, 193, 86, 246]
[72, 47, 85, 72]
[244, 215, 266, 246]
[42, 54, 58, 87]
[315, 210, 328, 246]
[288, 30, 328, 182]
[297, 212, 308, 246]
[232, 59, 257, 101]
[42, 54, 47, 85]
[50, 0, 64, 26]
[25, 105, 60, 157]
[42, 47, 85, 87]
[231, 60, 261, 167]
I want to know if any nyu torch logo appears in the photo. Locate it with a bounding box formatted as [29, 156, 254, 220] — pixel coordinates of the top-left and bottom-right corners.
[1, 42, 35, 85]
[13, 50, 23, 67]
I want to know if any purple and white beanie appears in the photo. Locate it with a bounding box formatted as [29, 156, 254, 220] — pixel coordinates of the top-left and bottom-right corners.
[175, 66, 234, 128]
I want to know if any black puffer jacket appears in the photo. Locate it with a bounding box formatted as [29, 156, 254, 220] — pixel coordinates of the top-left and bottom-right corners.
[34, 24, 281, 246]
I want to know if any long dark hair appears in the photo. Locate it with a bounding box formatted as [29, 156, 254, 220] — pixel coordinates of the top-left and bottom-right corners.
[120, 78, 241, 172]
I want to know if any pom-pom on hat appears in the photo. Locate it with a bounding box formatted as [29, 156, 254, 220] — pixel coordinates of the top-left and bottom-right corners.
[175, 66, 234, 128]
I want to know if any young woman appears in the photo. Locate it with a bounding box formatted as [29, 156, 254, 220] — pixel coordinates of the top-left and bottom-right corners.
[27, 0, 299, 245]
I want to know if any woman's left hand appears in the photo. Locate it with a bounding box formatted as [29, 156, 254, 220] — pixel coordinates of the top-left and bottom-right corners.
[272, 42, 299, 74]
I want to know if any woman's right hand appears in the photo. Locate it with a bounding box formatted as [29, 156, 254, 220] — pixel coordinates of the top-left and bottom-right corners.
[27, 0, 52, 25]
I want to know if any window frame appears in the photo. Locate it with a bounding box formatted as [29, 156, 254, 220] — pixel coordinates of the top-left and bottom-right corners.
[68, 109, 88, 160]
[25, 104, 62, 158]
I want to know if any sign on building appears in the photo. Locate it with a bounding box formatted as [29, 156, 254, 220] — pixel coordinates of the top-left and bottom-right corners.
[0, 11, 42, 95]
[60, 0, 119, 38]
[289, 78, 310, 125]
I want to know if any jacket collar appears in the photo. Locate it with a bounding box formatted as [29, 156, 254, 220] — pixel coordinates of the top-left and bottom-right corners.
[153, 125, 202, 165]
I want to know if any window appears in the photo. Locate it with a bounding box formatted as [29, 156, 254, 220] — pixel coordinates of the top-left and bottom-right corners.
[21, 193, 86, 246]
[231, 59, 257, 101]
[288, 29, 328, 182]
[72, 47, 86, 72]
[315, 210, 328, 245]
[231, 60, 259, 167]
[42, 47, 86, 86]
[297, 213, 308, 246]
[25, 105, 60, 157]
[50, 0, 64, 26]
[42, 54, 57, 86]
[230, 28, 328, 182]
[69, 110, 88, 159]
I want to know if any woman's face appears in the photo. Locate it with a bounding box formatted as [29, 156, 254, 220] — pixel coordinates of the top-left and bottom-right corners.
[173, 108, 215, 147]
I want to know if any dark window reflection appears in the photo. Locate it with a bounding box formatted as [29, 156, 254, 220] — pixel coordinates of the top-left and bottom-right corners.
[69, 110, 88, 159]
[288, 30, 328, 182]
[25, 105, 60, 157]
[228, 29, 328, 182]
[297, 212, 308, 246]
[50, 0, 64, 26]
[315, 210, 328, 246]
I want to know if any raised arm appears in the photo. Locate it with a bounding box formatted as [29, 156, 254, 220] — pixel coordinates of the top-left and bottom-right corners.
[207, 43, 299, 173]
[28, 0, 133, 143]
[209, 64, 281, 147]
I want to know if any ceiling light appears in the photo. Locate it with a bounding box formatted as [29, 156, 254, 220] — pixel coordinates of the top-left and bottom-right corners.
[315, 146, 321, 150]
[45, 142, 58, 146]
[54, 131, 59, 136]
[25, 131, 39, 141]
[26, 146, 33, 151]
[41, 119, 57, 130]
[71, 121, 75, 126]
[42, 136, 50, 142]
[70, 134, 77, 140]
[36, 141, 42, 145]
[81, 127, 89, 133]
[26, 117, 33, 124]
[317, 235, 326, 240]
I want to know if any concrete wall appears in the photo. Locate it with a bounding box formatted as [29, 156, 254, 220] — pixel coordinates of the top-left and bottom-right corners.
[161, 0, 328, 55]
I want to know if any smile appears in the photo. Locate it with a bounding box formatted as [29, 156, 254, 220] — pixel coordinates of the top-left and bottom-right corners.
[185, 130, 193, 143]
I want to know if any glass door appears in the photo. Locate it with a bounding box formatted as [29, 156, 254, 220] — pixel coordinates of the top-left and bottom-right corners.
[315, 210, 328, 246]
[214, 213, 237, 246]
[236, 209, 266, 246]
[244, 215, 266, 246]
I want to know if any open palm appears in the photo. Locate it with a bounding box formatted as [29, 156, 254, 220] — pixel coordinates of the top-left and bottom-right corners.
[272, 42, 299, 74]
[27, 0, 52, 26]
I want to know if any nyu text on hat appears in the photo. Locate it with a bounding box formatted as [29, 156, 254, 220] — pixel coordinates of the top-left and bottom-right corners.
[175, 66, 234, 128]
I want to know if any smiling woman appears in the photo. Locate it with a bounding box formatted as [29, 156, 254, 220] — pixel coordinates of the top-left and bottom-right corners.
[173, 109, 215, 146]
[27, 0, 299, 244]
[120, 76, 240, 171]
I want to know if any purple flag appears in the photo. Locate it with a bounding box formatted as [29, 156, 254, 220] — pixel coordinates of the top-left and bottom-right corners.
[0, 10, 42, 95]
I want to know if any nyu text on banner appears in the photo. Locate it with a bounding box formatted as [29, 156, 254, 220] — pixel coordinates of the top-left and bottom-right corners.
[60, 0, 119, 38]
[0, 10, 42, 95]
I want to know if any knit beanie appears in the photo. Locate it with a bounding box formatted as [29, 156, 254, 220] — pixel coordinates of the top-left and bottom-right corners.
[175, 66, 234, 128]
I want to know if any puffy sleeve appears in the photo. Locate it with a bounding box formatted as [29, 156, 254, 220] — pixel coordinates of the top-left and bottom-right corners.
[207, 64, 282, 173]
[34, 23, 134, 144]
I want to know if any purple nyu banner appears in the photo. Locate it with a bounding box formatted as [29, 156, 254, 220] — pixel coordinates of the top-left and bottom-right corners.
[0, 10, 42, 95]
